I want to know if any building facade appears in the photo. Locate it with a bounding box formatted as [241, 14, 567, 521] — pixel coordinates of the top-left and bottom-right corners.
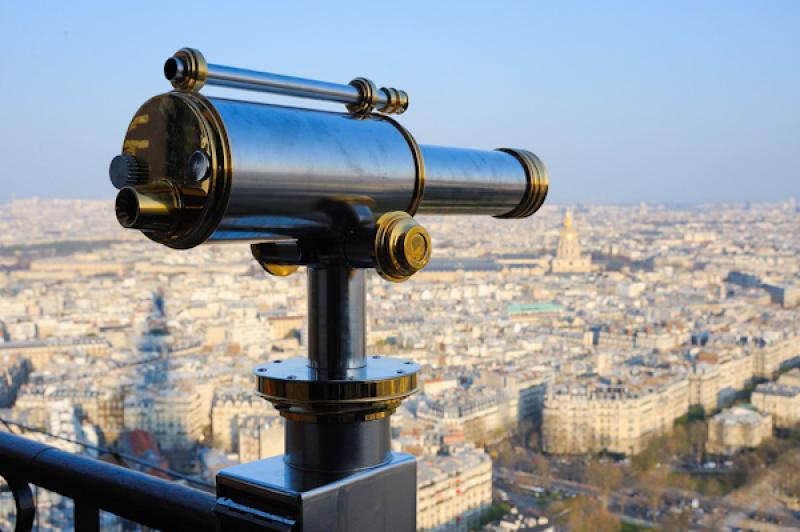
[541, 378, 689, 455]
[751, 383, 800, 429]
[416, 444, 492, 532]
[706, 406, 773, 455]
[551, 210, 592, 274]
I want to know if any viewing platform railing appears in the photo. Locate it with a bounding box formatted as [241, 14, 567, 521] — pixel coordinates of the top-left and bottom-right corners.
[0, 431, 220, 531]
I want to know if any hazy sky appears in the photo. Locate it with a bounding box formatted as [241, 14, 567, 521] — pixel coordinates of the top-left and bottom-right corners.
[0, 1, 797, 204]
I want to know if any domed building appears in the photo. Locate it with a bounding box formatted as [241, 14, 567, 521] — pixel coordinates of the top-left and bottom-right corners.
[551, 209, 592, 274]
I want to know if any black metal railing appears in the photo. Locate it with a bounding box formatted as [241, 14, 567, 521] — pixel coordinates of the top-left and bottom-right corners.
[0, 431, 217, 531]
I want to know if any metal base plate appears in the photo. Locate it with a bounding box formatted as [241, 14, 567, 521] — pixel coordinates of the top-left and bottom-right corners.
[215, 453, 417, 532]
[255, 356, 419, 422]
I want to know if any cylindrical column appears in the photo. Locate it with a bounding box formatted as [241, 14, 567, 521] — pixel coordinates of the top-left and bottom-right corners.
[164, 48, 407, 114]
[307, 263, 366, 378]
[112, 92, 548, 247]
[284, 418, 391, 473]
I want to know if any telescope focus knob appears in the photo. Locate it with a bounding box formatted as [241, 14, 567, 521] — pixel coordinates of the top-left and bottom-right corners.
[109, 154, 148, 189]
[374, 212, 432, 282]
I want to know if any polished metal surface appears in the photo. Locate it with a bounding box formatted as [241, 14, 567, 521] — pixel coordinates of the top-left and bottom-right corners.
[209, 97, 417, 242]
[255, 355, 419, 422]
[113, 92, 548, 246]
[495, 148, 549, 219]
[307, 264, 366, 377]
[205, 63, 363, 104]
[165, 49, 408, 114]
[285, 417, 391, 473]
[216, 452, 417, 531]
[373, 211, 432, 282]
[418, 145, 529, 216]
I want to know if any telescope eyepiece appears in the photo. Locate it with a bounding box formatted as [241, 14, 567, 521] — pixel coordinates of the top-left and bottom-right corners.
[115, 183, 178, 232]
[163, 56, 186, 83]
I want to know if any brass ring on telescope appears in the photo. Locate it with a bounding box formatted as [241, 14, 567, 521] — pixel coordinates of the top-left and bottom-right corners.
[376, 115, 426, 216]
[494, 148, 549, 219]
[255, 356, 420, 423]
[377, 87, 409, 115]
[168, 48, 208, 92]
[346, 77, 379, 115]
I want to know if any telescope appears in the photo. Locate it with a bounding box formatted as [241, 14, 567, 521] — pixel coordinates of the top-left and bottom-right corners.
[111, 48, 548, 531]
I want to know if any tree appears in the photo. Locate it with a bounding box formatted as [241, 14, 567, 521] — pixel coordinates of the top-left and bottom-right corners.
[532, 454, 551, 490]
[564, 496, 619, 532]
[671, 424, 691, 458]
[586, 461, 623, 507]
[632, 444, 658, 472]
[638, 467, 668, 516]
[662, 508, 693, 530]
[732, 451, 765, 488]
[653, 433, 678, 464]
[776, 451, 800, 497]
[688, 404, 706, 422]
[687, 421, 708, 464]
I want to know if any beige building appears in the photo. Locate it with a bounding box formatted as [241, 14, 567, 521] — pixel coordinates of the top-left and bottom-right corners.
[541, 378, 689, 455]
[417, 445, 492, 532]
[50, 387, 125, 443]
[751, 382, 800, 429]
[689, 351, 754, 413]
[706, 406, 773, 455]
[123, 385, 205, 451]
[779, 368, 800, 388]
[752, 337, 798, 378]
[0, 337, 110, 370]
[551, 210, 592, 274]
[417, 387, 509, 444]
[237, 415, 284, 463]
[211, 388, 277, 453]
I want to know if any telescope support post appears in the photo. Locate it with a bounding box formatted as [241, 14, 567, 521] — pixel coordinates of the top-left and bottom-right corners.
[307, 263, 366, 379]
[216, 232, 418, 530]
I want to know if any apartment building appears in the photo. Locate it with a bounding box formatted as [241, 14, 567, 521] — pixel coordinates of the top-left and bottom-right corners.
[541, 377, 689, 455]
[417, 444, 492, 531]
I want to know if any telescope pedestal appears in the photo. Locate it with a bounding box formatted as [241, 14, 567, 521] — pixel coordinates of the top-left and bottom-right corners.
[215, 261, 418, 531]
[215, 452, 416, 532]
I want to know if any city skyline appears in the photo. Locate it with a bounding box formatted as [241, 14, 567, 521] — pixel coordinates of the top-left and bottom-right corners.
[1, 1, 799, 205]
[1, 198, 798, 529]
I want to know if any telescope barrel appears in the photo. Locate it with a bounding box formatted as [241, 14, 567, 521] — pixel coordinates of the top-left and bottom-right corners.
[112, 91, 547, 249]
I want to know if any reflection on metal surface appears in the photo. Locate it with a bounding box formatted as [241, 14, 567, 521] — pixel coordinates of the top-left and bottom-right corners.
[495, 148, 549, 219]
[115, 183, 178, 232]
[374, 211, 432, 282]
[255, 356, 419, 423]
[260, 264, 299, 277]
[112, 92, 546, 246]
[165, 47, 208, 92]
[165, 48, 409, 116]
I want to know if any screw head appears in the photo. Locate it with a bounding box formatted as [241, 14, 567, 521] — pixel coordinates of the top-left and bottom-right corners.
[187, 150, 211, 182]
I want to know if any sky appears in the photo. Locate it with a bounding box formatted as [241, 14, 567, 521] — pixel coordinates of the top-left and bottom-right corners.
[0, 1, 798, 205]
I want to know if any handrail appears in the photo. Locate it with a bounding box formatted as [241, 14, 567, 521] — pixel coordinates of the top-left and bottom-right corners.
[0, 431, 217, 532]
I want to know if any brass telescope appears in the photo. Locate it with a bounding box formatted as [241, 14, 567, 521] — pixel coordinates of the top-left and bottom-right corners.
[111, 48, 549, 532]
